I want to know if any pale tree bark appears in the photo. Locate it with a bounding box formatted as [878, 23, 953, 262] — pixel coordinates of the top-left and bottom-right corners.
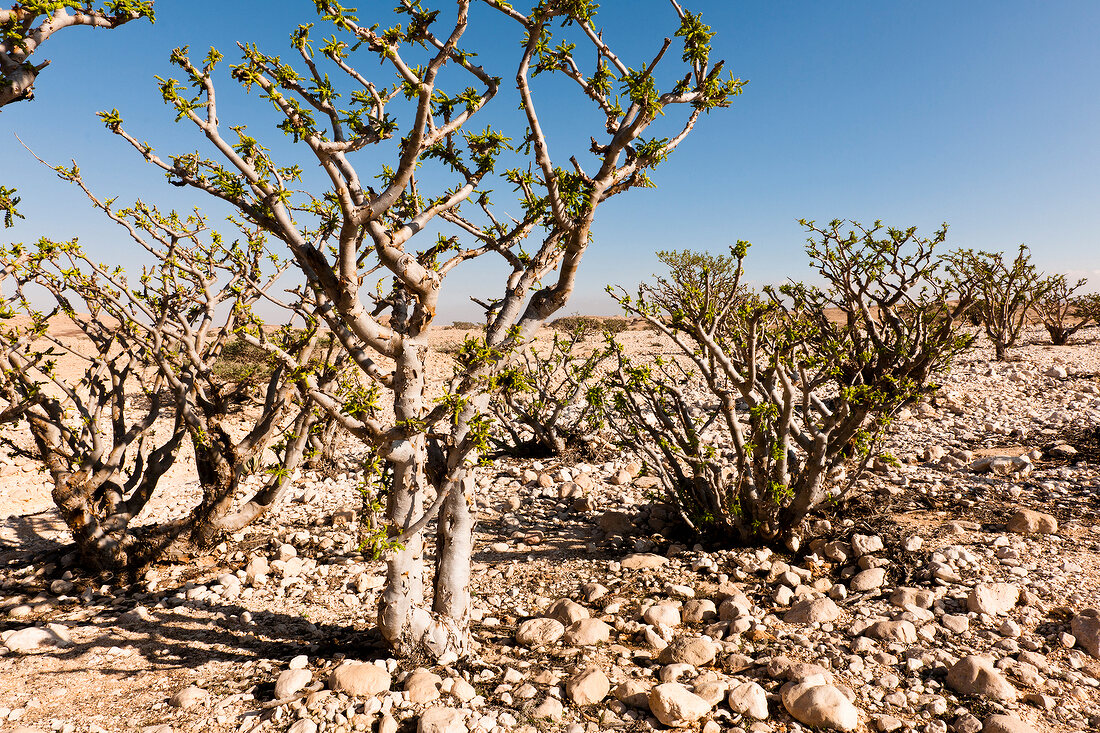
[0, 3, 153, 108]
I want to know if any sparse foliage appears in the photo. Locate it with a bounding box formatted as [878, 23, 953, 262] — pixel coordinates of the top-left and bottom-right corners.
[98, 0, 738, 658]
[1, 1, 155, 225]
[487, 326, 611, 458]
[948, 244, 1051, 360]
[1034, 274, 1094, 345]
[0, 165, 326, 573]
[605, 221, 974, 546]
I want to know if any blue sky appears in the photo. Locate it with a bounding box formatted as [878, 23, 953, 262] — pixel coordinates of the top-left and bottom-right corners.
[3, 1, 1099, 320]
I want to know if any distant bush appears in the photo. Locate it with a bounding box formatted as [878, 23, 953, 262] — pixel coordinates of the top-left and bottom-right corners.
[1074, 293, 1100, 328]
[550, 315, 630, 334]
[1034, 276, 1097, 345]
[449, 321, 481, 330]
[605, 221, 974, 547]
[488, 328, 611, 458]
[948, 244, 1051, 360]
[213, 338, 277, 383]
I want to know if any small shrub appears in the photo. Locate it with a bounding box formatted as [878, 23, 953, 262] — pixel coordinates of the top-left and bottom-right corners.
[213, 338, 277, 383]
[550, 315, 630, 335]
[948, 244, 1051, 360]
[605, 221, 974, 546]
[1034, 276, 1096, 345]
[488, 328, 611, 458]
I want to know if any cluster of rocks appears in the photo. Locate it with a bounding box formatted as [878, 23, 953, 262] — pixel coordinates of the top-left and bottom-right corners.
[1, 326, 1100, 733]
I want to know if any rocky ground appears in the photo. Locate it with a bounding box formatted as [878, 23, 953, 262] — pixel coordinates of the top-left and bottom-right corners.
[1, 325, 1100, 733]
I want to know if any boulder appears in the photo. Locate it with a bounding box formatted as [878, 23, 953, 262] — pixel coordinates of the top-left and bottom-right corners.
[863, 620, 917, 644]
[648, 683, 712, 728]
[531, 696, 564, 720]
[727, 681, 769, 720]
[562, 618, 611, 646]
[598, 511, 635, 535]
[643, 602, 682, 628]
[417, 706, 466, 733]
[1, 625, 71, 653]
[566, 666, 610, 706]
[547, 598, 589, 625]
[288, 721, 318, 733]
[890, 587, 934, 610]
[1006, 509, 1057, 535]
[515, 617, 565, 647]
[328, 663, 392, 696]
[946, 656, 1017, 701]
[850, 534, 884, 556]
[621, 553, 669, 570]
[613, 679, 653, 709]
[849, 567, 887, 592]
[405, 670, 444, 704]
[1071, 608, 1100, 658]
[982, 714, 1040, 733]
[657, 636, 716, 667]
[275, 669, 312, 699]
[785, 597, 841, 624]
[781, 680, 859, 731]
[169, 685, 209, 709]
[682, 599, 717, 624]
[967, 583, 1019, 616]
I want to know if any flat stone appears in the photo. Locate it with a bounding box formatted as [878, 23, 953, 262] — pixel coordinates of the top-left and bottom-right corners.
[657, 636, 716, 667]
[621, 553, 668, 570]
[1071, 608, 1100, 658]
[405, 670, 443, 704]
[275, 669, 312, 699]
[785, 597, 841, 624]
[781, 680, 860, 731]
[648, 683, 712, 728]
[516, 617, 565, 647]
[288, 721, 318, 733]
[328, 663, 392, 696]
[1006, 509, 1057, 534]
[727, 681, 769, 720]
[946, 656, 1017, 701]
[566, 666, 609, 706]
[967, 583, 1019, 616]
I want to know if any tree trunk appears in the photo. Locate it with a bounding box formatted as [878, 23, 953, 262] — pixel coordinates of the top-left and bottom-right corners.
[994, 341, 1007, 361]
[188, 424, 239, 550]
[376, 340, 480, 662]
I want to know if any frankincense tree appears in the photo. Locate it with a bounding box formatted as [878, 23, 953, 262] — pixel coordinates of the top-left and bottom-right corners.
[98, 0, 741, 658]
[1, 1, 155, 225]
[948, 244, 1050, 360]
[0, 166, 327, 574]
[605, 221, 975, 546]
